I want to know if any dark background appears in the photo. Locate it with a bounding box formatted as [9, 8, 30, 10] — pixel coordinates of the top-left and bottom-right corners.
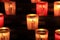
[0, 0, 60, 40]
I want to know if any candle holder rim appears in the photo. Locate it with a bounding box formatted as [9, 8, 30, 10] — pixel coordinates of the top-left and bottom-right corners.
[35, 28, 48, 32]
[54, 1, 60, 3]
[0, 13, 4, 15]
[26, 14, 38, 17]
[55, 29, 60, 32]
[0, 27, 10, 31]
[36, 1, 48, 4]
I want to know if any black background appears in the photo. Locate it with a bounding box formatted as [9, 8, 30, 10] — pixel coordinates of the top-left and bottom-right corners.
[0, 0, 60, 40]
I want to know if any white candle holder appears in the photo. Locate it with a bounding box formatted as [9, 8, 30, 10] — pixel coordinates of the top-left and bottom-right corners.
[26, 14, 39, 30]
[55, 29, 60, 40]
[35, 28, 48, 40]
[36, 1, 48, 16]
[0, 13, 4, 27]
[54, 1, 60, 16]
[4, 1, 16, 15]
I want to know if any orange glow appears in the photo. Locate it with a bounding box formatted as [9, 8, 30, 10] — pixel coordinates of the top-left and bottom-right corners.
[54, 1, 60, 16]
[26, 14, 39, 30]
[36, 1, 48, 16]
[0, 27, 10, 30]
[4, 1, 16, 15]
[57, 5, 60, 8]
[55, 29, 60, 40]
[31, 0, 41, 3]
[0, 13, 4, 27]
[36, 28, 48, 32]
[35, 28, 48, 40]
[0, 27, 10, 40]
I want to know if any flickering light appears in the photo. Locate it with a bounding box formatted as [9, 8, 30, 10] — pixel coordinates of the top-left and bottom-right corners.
[36, 1, 48, 16]
[55, 29, 60, 40]
[0, 27, 10, 40]
[4, 1, 16, 15]
[26, 14, 39, 30]
[35, 28, 48, 40]
[0, 13, 4, 27]
[54, 1, 60, 16]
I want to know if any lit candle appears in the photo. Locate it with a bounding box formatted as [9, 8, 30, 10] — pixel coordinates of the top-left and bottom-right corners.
[35, 28, 48, 40]
[26, 14, 39, 30]
[36, 1, 48, 16]
[31, 0, 41, 3]
[4, 1, 16, 15]
[54, 1, 60, 16]
[55, 29, 60, 40]
[0, 27, 10, 40]
[0, 13, 4, 27]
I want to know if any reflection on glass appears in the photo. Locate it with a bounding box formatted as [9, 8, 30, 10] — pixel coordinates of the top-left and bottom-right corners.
[0, 27, 10, 40]
[35, 28, 48, 40]
[26, 14, 39, 30]
[55, 29, 60, 40]
[36, 1, 48, 16]
[54, 1, 60, 16]
[4, 1, 16, 15]
[0, 13, 4, 27]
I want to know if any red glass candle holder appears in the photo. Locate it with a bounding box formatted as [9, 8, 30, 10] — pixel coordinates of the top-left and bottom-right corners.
[0, 13, 4, 27]
[36, 1, 48, 16]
